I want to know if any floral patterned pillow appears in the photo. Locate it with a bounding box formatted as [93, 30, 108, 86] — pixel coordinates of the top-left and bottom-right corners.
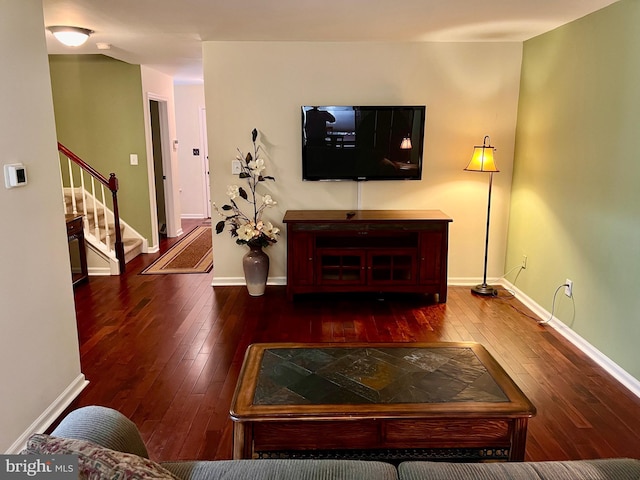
[24, 434, 179, 480]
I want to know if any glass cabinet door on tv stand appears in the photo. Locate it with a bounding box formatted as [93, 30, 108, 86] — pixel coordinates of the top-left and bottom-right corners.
[317, 250, 365, 285]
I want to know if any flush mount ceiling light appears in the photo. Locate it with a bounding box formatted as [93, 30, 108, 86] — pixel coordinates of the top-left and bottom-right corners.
[47, 26, 94, 47]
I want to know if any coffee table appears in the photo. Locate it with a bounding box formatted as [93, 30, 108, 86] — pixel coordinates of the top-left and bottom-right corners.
[230, 342, 536, 462]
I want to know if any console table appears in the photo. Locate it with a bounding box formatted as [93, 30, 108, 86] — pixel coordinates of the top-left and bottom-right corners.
[283, 210, 452, 302]
[66, 214, 88, 287]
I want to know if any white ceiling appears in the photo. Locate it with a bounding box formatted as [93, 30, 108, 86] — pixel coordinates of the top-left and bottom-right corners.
[42, 0, 619, 84]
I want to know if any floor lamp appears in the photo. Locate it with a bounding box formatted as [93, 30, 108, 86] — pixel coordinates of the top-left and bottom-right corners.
[465, 135, 499, 296]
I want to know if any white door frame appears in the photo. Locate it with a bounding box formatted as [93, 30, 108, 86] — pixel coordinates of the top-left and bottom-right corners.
[145, 93, 178, 249]
[199, 107, 211, 218]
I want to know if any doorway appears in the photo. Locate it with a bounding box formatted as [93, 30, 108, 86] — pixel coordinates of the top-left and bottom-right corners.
[146, 94, 179, 248]
[150, 99, 167, 236]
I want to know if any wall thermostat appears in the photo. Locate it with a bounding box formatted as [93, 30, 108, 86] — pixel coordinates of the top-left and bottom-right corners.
[4, 163, 28, 189]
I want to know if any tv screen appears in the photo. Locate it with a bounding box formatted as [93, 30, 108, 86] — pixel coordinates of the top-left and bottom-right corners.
[301, 105, 426, 181]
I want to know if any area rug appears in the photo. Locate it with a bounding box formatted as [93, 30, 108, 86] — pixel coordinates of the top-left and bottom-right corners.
[141, 226, 213, 274]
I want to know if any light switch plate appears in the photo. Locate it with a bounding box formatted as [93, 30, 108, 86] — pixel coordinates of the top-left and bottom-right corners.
[232, 160, 242, 175]
[130, 154, 138, 166]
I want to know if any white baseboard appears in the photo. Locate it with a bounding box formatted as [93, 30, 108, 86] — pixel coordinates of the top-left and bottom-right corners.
[6, 374, 89, 454]
[87, 266, 112, 276]
[181, 214, 208, 219]
[448, 276, 487, 286]
[500, 279, 640, 400]
[211, 276, 286, 287]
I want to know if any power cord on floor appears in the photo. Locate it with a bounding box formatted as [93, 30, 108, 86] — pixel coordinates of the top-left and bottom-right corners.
[538, 283, 570, 325]
[487, 266, 572, 326]
[488, 262, 524, 299]
[490, 285, 541, 322]
[481, 261, 573, 326]
[495, 285, 516, 299]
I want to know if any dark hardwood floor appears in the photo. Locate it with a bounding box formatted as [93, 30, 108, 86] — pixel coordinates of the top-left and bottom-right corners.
[66, 219, 640, 462]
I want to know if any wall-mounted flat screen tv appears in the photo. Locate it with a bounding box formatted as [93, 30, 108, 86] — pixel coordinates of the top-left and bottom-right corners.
[301, 105, 426, 181]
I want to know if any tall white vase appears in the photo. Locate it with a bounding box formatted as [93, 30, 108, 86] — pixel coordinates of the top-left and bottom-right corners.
[242, 244, 269, 296]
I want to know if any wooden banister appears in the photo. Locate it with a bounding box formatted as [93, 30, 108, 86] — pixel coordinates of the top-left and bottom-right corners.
[58, 142, 125, 274]
[58, 143, 110, 187]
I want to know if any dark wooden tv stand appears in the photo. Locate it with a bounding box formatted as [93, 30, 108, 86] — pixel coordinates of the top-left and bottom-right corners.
[283, 210, 452, 302]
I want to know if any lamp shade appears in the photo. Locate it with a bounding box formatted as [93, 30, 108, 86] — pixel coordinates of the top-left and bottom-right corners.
[400, 136, 412, 150]
[465, 136, 499, 173]
[47, 26, 93, 47]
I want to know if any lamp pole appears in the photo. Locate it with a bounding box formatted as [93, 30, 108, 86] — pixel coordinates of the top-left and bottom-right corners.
[472, 171, 496, 296]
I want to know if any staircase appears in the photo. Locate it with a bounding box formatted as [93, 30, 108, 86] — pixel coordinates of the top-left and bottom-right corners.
[63, 188, 145, 274]
[59, 143, 147, 275]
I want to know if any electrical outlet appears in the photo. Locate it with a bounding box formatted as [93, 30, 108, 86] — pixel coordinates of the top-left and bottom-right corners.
[522, 255, 527, 269]
[565, 279, 573, 298]
[231, 160, 242, 175]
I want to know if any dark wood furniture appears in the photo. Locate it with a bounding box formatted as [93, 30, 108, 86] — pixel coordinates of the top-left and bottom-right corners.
[230, 342, 536, 462]
[282, 210, 452, 301]
[66, 214, 88, 287]
[70, 222, 640, 462]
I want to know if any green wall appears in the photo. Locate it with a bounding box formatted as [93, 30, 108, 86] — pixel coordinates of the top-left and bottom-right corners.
[507, 0, 640, 381]
[49, 55, 152, 241]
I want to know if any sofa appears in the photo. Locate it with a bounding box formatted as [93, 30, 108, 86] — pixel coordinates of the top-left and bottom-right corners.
[22, 406, 640, 479]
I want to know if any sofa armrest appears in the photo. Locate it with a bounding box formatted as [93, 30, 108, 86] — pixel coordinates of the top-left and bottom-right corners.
[51, 406, 149, 459]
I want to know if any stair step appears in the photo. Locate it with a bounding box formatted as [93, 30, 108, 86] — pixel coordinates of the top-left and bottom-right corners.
[123, 237, 144, 264]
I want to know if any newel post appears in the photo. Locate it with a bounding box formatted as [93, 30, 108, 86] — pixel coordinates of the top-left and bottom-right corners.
[109, 173, 126, 274]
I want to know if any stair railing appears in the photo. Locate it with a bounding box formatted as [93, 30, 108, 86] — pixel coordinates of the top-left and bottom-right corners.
[58, 142, 125, 274]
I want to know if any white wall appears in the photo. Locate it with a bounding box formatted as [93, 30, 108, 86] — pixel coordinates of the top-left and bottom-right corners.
[175, 84, 209, 218]
[0, 0, 85, 453]
[140, 66, 182, 244]
[203, 41, 522, 284]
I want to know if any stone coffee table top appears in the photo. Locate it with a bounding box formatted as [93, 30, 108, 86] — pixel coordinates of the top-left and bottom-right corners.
[253, 344, 509, 406]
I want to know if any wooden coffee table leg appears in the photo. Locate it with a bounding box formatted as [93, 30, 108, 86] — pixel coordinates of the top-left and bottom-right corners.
[509, 417, 529, 461]
[232, 422, 251, 459]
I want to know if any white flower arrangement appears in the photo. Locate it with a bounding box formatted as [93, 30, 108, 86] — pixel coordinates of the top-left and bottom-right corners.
[214, 129, 280, 248]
